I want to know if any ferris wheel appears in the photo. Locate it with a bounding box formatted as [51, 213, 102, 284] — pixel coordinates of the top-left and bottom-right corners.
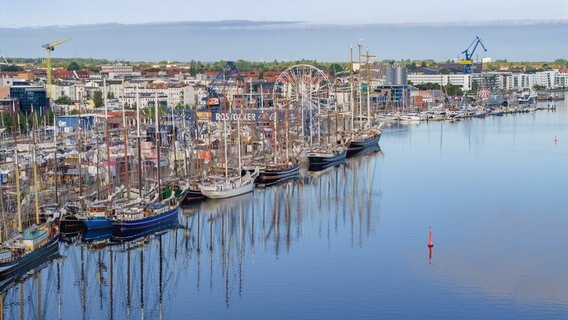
[272, 64, 334, 110]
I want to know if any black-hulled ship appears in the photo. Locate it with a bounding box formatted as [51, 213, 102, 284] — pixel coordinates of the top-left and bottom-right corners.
[346, 128, 382, 158]
[0, 227, 60, 280]
[256, 162, 301, 186]
[181, 181, 206, 204]
[307, 146, 347, 171]
[59, 202, 85, 234]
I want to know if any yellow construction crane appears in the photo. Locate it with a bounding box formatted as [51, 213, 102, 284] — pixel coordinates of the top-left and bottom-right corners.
[42, 37, 71, 98]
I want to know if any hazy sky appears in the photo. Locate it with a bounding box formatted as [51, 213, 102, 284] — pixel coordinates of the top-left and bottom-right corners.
[0, 0, 566, 27]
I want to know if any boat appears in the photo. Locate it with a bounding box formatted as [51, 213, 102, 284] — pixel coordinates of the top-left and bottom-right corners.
[0, 241, 59, 293]
[200, 102, 260, 199]
[59, 202, 85, 234]
[0, 226, 59, 279]
[0, 126, 60, 282]
[110, 197, 180, 233]
[517, 89, 537, 105]
[82, 203, 113, 230]
[181, 180, 207, 204]
[256, 162, 300, 186]
[255, 99, 300, 186]
[200, 168, 259, 199]
[307, 145, 347, 171]
[346, 128, 382, 158]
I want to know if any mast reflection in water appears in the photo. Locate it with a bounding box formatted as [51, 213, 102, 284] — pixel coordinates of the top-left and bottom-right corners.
[0, 153, 382, 319]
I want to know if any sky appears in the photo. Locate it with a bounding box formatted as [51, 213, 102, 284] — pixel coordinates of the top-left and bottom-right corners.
[0, 0, 566, 27]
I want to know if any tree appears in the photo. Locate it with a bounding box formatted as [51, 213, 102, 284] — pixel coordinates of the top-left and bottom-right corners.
[0, 64, 23, 72]
[54, 95, 74, 105]
[107, 91, 115, 99]
[329, 63, 343, 76]
[68, 61, 81, 71]
[93, 90, 104, 108]
[440, 68, 450, 75]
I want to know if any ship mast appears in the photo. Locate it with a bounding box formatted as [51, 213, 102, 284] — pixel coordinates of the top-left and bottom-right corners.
[12, 101, 22, 233]
[155, 92, 162, 201]
[104, 78, 112, 199]
[136, 87, 143, 198]
[31, 115, 40, 225]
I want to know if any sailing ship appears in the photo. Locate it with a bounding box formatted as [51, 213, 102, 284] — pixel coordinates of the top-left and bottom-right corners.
[256, 100, 300, 185]
[200, 103, 259, 199]
[110, 93, 183, 234]
[346, 46, 382, 158]
[0, 115, 60, 281]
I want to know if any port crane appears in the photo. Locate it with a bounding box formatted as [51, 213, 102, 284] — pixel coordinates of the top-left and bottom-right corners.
[206, 61, 242, 108]
[42, 37, 71, 98]
[459, 36, 487, 74]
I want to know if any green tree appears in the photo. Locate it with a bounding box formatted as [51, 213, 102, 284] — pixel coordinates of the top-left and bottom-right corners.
[0, 64, 23, 72]
[93, 90, 104, 108]
[440, 68, 450, 75]
[68, 61, 81, 71]
[54, 95, 74, 105]
[107, 91, 115, 99]
[329, 63, 343, 76]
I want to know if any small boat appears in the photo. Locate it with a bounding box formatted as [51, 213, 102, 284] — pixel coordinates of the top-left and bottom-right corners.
[307, 145, 347, 171]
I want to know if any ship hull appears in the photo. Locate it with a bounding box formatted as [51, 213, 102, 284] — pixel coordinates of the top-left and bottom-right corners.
[256, 164, 300, 186]
[111, 207, 179, 233]
[0, 235, 59, 280]
[347, 133, 382, 158]
[308, 151, 347, 171]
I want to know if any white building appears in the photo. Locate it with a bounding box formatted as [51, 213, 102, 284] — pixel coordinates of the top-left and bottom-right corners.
[532, 71, 556, 89]
[101, 63, 134, 78]
[407, 74, 472, 91]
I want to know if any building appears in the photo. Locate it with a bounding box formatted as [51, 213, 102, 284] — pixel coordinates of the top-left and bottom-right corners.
[9, 82, 49, 114]
[0, 98, 19, 113]
[407, 74, 472, 91]
[101, 63, 134, 78]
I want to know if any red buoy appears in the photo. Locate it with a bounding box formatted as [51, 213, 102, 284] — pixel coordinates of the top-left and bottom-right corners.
[427, 226, 434, 248]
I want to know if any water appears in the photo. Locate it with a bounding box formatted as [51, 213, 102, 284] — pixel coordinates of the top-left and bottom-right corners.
[2, 102, 568, 319]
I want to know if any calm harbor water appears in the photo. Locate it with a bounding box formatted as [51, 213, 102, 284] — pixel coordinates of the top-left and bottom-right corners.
[2, 101, 568, 319]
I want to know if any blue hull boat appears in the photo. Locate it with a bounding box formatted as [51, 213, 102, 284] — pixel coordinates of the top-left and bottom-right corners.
[111, 203, 179, 233]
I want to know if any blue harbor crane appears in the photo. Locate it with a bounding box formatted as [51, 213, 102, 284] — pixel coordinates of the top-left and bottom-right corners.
[459, 36, 487, 74]
[206, 61, 242, 108]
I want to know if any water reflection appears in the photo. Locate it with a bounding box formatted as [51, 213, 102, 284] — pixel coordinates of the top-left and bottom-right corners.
[0, 153, 383, 319]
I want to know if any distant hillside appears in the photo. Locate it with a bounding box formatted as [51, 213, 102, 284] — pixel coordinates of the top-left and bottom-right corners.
[0, 20, 567, 62]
